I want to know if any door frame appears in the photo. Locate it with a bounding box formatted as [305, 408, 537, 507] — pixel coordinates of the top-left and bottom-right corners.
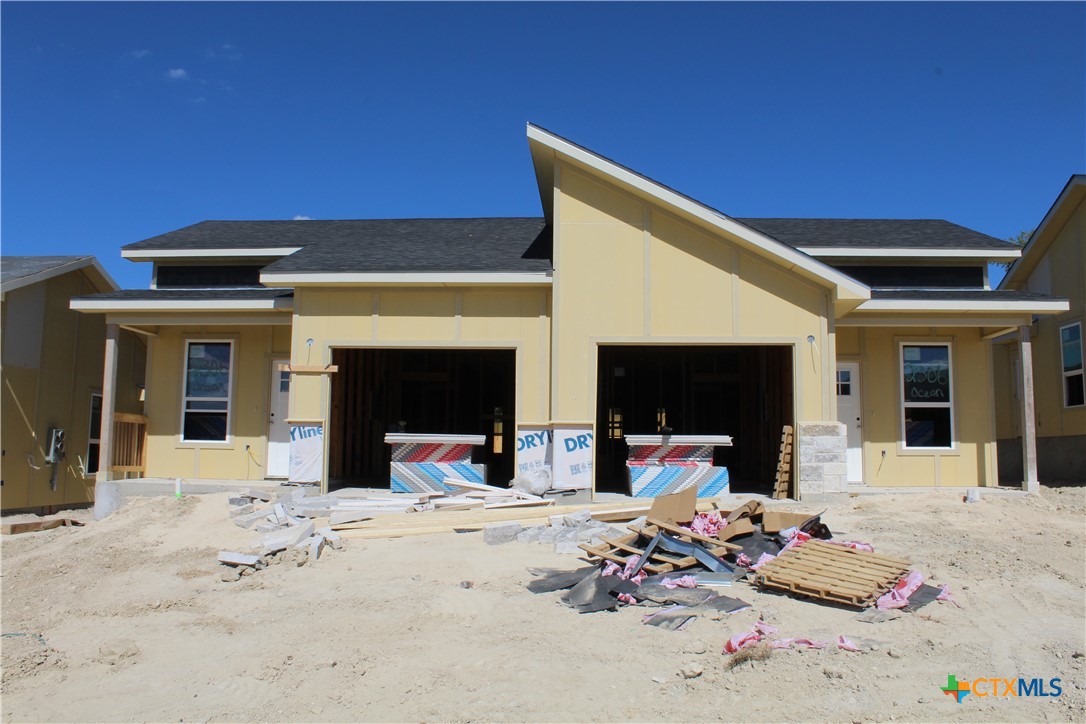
[266, 356, 291, 477]
[836, 359, 864, 484]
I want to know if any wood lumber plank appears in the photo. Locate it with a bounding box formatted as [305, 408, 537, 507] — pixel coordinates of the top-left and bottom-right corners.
[599, 536, 694, 567]
[644, 518, 742, 551]
[633, 525, 733, 558]
[482, 499, 555, 510]
[577, 544, 671, 574]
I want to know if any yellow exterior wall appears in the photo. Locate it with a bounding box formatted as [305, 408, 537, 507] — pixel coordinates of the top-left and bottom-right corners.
[143, 324, 291, 481]
[287, 287, 552, 473]
[848, 326, 995, 487]
[552, 160, 833, 428]
[1020, 195, 1081, 438]
[1, 270, 145, 511]
[996, 195, 1085, 440]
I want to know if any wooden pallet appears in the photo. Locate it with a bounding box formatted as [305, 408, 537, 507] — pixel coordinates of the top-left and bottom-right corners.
[753, 540, 909, 607]
[772, 425, 793, 499]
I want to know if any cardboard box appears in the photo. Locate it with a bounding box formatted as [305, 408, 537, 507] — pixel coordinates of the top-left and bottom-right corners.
[761, 510, 814, 534]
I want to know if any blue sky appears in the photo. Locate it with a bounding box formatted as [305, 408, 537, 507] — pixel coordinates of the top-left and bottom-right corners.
[3, 1, 1083, 290]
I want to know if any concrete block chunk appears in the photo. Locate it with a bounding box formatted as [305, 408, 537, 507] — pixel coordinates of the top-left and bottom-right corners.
[272, 503, 288, 525]
[329, 511, 372, 526]
[309, 535, 326, 562]
[244, 489, 275, 502]
[233, 507, 271, 529]
[483, 521, 522, 545]
[555, 539, 586, 555]
[517, 525, 545, 544]
[562, 509, 594, 528]
[229, 503, 255, 518]
[261, 519, 315, 554]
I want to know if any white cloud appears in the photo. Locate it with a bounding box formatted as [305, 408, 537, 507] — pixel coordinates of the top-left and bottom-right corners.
[124, 49, 151, 60]
[166, 68, 188, 80]
[293, 215, 312, 221]
[205, 44, 242, 61]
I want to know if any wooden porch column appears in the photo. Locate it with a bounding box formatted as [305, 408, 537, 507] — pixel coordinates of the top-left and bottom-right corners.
[97, 323, 119, 483]
[1017, 325, 1039, 493]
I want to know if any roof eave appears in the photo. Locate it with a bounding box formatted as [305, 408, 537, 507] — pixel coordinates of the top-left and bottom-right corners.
[70, 298, 294, 313]
[853, 299, 1069, 313]
[260, 271, 554, 287]
[121, 247, 303, 262]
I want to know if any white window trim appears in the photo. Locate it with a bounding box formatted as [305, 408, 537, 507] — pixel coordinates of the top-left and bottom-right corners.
[899, 341, 956, 452]
[1060, 321, 1084, 409]
[86, 392, 103, 477]
[180, 339, 236, 444]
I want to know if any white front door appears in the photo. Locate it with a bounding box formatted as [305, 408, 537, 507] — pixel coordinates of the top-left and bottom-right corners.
[267, 360, 291, 478]
[836, 362, 864, 484]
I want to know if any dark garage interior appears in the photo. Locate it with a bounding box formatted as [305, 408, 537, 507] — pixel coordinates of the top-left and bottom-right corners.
[328, 348, 516, 489]
[595, 345, 794, 495]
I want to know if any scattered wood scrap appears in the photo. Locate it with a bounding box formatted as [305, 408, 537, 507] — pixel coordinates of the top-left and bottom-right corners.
[753, 540, 909, 607]
[1, 518, 84, 535]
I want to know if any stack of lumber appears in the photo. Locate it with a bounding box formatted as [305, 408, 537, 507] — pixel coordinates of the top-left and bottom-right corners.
[333, 498, 726, 540]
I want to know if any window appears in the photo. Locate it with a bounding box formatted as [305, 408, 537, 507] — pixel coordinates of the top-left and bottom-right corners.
[901, 343, 953, 449]
[86, 393, 102, 475]
[836, 369, 851, 396]
[182, 341, 233, 442]
[1061, 323, 1084, 408]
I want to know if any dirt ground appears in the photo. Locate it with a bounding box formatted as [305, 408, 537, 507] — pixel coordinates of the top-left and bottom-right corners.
[1, 485, 1084, 723]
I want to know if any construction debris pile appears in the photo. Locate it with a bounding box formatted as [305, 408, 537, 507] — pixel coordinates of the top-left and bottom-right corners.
[524, 487, 960, 656]
[217, 487, 349, 580]
[216, 479, 572, 578]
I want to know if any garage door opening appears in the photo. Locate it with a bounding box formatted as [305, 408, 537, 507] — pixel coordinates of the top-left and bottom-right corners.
[595, 345, 794, 495]
[328, 348, 516, 489]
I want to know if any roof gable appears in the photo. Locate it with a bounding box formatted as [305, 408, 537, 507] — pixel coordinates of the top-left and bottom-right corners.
[0, 255, 118, 294]
[999, 174, 1086, 289]
[526, 123, 870, 313]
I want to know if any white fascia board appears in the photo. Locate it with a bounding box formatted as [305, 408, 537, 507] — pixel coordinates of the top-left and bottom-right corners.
[1, 256, 119, 294]
[857, 299, 1069, 313]
[260, 271, 554, 286]
[121, 247, 302, 261]
[70, 298, 293, 312]
[525, 124, 870, 301]
[800, 247, 1021, 259]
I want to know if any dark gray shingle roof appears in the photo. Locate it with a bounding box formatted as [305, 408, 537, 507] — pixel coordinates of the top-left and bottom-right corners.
[262, 218, 551, 274]
[1, 255, 91, 286]
[735, 219, 1016, 251]
[124, 219, 553, 274]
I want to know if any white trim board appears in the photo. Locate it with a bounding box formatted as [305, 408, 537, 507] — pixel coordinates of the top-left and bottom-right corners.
[121, 247, 302, 261]
[525, 124, 870, 305]
[261, 271, 553, 286]
[800, 248, 1021, 259]
[71, 298, 293, 312]
[857, 299, 1069, 313]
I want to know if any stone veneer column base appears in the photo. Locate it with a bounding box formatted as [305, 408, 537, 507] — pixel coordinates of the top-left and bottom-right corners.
[796, 421, 848, 496]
